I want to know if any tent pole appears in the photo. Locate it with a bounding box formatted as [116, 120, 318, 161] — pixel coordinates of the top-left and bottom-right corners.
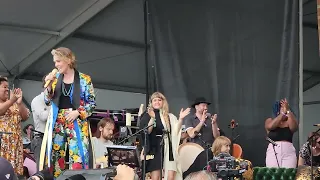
[143, 0, 150, 106]
[298, 0, 304, 147]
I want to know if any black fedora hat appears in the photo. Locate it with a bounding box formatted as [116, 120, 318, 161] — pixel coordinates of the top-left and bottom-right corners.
[191, 97, 211, 108]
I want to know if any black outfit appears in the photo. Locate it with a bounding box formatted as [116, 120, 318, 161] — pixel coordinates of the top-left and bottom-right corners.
[268, 127, 293, 142]
[58, 83, 74, 109]
[183, 150, 211, 179]
[139, 110, 174, 173]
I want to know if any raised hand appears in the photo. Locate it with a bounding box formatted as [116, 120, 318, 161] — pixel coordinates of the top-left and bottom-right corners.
[179, 107, 191, 120]
[211, 114, 218, 124]
[200, 109, 208, 121]
[16, 88, 23, 104]
[147, 107, 155, 119]
[280, 98, 289, 112]
[9, 89, 20, 103]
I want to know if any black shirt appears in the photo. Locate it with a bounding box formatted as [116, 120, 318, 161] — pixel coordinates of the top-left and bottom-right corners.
[184, 114, 217, 148]
[59, 83, 73, 109]
[268, 127, 293, 143]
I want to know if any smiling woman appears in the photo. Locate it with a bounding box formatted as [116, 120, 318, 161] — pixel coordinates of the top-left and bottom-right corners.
[0, 76, 30, 175]
[139, 92, 190, 180]
[42, 47, 96, 178]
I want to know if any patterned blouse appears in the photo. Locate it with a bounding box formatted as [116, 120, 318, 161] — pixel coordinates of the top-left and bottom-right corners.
[299, 141, 320, 166]
[0, 103, 26, 175]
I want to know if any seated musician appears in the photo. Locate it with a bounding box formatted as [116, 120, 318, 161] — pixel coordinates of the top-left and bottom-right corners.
[92, 117, 114, 168]
[180, 125, 189, 144]
[184, 97, 220, 149]
[298, 132, 320, 166]
[183, 136, 252, 180]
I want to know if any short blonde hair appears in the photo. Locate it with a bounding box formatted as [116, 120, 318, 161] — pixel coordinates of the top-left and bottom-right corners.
[51, 47, 76, 69]
[211, 136, 231, 156]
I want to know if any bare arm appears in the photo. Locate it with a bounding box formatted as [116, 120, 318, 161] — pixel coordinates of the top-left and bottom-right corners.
[211, 114, 220, 138]
[298, 155, 305, 166]
[176, 108, 191, 134]
[0, 99, 15, 115]
[212, 123, 220, 138]
[186, 111, 207, 138]
[18, 103, 29, 121]
[287, 111, 298, 132]
[186, 121, 205, 138]
[265, 114, 284, 131]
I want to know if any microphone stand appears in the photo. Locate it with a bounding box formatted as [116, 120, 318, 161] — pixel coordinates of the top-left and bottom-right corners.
[117, 123, 154, 180]
[266, 136, 280, 168]
[272, 142, 280, 168]
[307, 128, 320, 180]
[198, 135, 211, 163]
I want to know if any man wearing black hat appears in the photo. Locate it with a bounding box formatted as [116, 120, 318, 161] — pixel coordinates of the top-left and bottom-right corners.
[183, 97, 221, 149]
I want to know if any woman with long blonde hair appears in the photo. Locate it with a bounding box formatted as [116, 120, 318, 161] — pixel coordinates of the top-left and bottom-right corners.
[139, 92, 190, 180]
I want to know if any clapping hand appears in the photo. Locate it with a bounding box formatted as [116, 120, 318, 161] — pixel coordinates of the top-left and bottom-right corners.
[280, 98, 289, 112]
[147, 107, 155, 119]
[211, 114, 218, 124]
[179, 107, 191, 120]
[10, 88, 22, 103]
[200, 109, 208, 121]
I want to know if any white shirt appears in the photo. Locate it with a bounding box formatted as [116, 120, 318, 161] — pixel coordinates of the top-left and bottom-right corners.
[31, 92, 50, 133]
[23, 137, 31, 145]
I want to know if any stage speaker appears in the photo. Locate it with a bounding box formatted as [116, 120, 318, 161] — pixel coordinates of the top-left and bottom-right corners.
[57, 168, 116, 180]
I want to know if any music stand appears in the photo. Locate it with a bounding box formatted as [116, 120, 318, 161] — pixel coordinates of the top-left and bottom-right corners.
[106, 145, 141, 168]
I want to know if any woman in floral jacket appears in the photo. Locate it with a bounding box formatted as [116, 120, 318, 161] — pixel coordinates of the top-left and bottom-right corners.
[44, 47, 96, 178]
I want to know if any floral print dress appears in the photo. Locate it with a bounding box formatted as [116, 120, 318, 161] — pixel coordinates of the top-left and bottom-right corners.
[0, 103, 24, 175]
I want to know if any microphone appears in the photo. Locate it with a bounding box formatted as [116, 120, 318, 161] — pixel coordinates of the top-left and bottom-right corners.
[314, 124, 320, 127]
[30, 128, 44, 135]
[44, 69, 58, 88]
[266, 137, 278, 146]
